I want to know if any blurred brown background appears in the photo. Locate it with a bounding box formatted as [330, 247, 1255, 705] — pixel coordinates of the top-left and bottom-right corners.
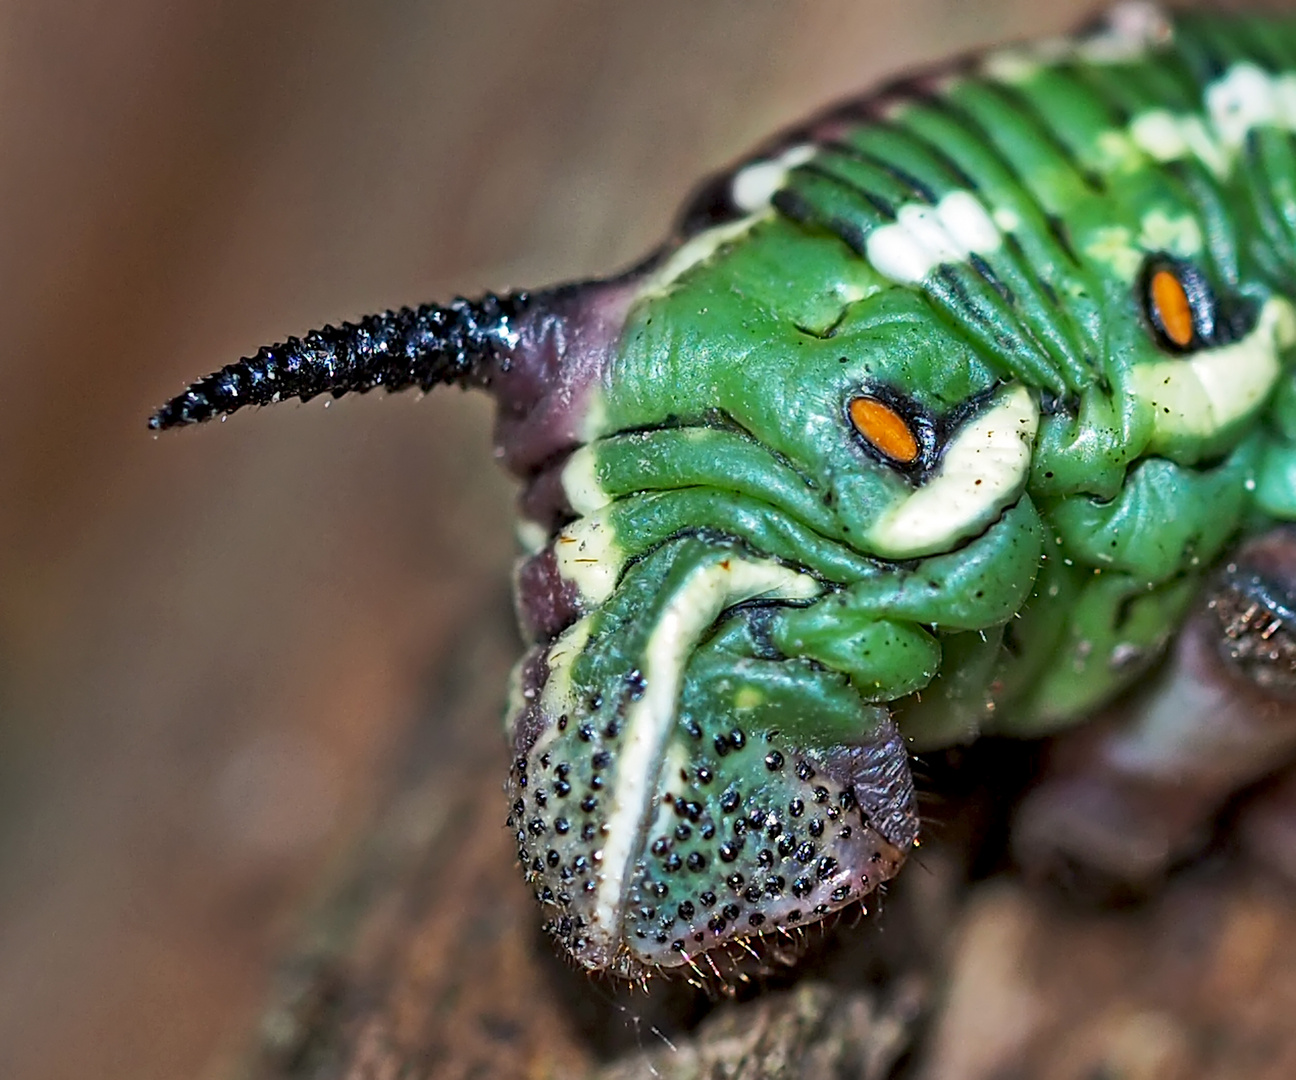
[0, 1, 1200, 1077]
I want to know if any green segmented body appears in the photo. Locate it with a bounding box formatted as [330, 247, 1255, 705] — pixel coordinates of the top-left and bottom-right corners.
[506, 7, 1296, 974]
[150, 6, 1296, 980]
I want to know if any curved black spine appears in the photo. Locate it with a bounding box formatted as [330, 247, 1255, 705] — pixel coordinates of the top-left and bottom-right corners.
[148, 291, 530, 430]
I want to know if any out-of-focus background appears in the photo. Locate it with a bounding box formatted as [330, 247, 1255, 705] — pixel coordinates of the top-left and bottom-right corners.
[1, 1, 1232, 1077]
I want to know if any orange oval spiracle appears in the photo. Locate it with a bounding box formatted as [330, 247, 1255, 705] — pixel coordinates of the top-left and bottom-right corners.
[848, 397, 919, 464]
[1150, 268, 1195, 348]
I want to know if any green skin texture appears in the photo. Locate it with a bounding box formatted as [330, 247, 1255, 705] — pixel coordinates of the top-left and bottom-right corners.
[548, 12, 1296, 770]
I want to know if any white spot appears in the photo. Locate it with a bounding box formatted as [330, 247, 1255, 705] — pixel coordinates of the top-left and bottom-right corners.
[554, 511, 623, 605]
[731, 144, 816, 213]
[1084, 225, 1144, 282]
[1129, 110, 1231, 178]
[991, 206, 1021, 233]
[540, 615, 595, 717]
[1128, 65, 1296, 181]
[1137, 208, 1202, 258]
[984, 5, 1170, 79]
[865, 385, 1040, 559]
[1131, 297, 1296, 444]
[515, 518, 549, 555]
[981, 48, 1040, 85]
[592, 557, 821, 932]
[865, 190, 1001, 284]
[561, 444, 611, 516]
[1076, 2, 1172, 63]
[1208, 62, 1282, 149]
[639, 213, 766, 298]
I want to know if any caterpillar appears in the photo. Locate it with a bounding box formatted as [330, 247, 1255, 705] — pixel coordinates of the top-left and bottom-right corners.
[151, 4, 1296, 980]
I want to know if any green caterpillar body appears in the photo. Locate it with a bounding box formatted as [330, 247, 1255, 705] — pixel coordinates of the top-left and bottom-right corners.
[152, 5, 1296, 980]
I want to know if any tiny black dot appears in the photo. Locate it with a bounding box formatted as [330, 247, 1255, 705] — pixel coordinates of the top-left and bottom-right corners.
[795, 842, 816, 863]
[675, 823, 692, 842]
[528, 818, 546, 836]
[831, 884, 850, 902]
[796, 760, 815, 781]
[578, 723, 594, 742]
[700, 822, 716, 840]
[726, 872, 745, 890]
[748, 912, 765, 927]
[719, 842, 740, 862]
[581, 823, 596, 841]
[792, 876, 813, 897]
[546, 850, 560, 867]
[580, 795, 598, 813]
[764, 751, 785, 771]
[777, 835, 796, 857]
[687, 852, 707, 871]
[743, 885, 762, 903]
[678, 901, 695, 919]
[591, 750, 611, 770]
[789, 798, 805, 818]
[757, 849, 774, 868]
[554, 817, 570, 834]
[809, 819, 824, 837]
[555, 780, 571, 797]
[722, 902, 741, 920]
[713, 735, 731, 757]
[729, 729, 746, 750]
[787, 909, 802, 922]
[708, 916, 727, 933]
[556, 763, 571, 778]
[721, 790, 741, 813]
[651, 837, 670, 856]
[812, 786, 830, 803]
[700, 890, 717, 908]
[696, 766, 714, 785]
[764, 876, 785, 896]
[665, 853, 682, 872]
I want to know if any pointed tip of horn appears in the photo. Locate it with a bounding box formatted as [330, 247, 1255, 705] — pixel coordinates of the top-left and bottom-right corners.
[148, 292, 533, 432]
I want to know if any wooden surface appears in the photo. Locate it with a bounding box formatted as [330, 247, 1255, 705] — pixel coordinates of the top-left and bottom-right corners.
[6, 3, 1290, 1078]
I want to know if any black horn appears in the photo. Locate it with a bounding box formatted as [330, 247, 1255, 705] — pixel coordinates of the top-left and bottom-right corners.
[148, 291, 532, 430]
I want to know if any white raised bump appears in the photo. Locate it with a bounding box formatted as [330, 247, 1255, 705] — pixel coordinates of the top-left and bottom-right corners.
[561, 444, 611, 516]
[731, 144, 816, 213]
[592, 557, 821, 935]
[1132, 297, 1296, 443]
[865, 190, 1002, 285]
[865, 385, 1039, 559]
[554, 512, 624, 605]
